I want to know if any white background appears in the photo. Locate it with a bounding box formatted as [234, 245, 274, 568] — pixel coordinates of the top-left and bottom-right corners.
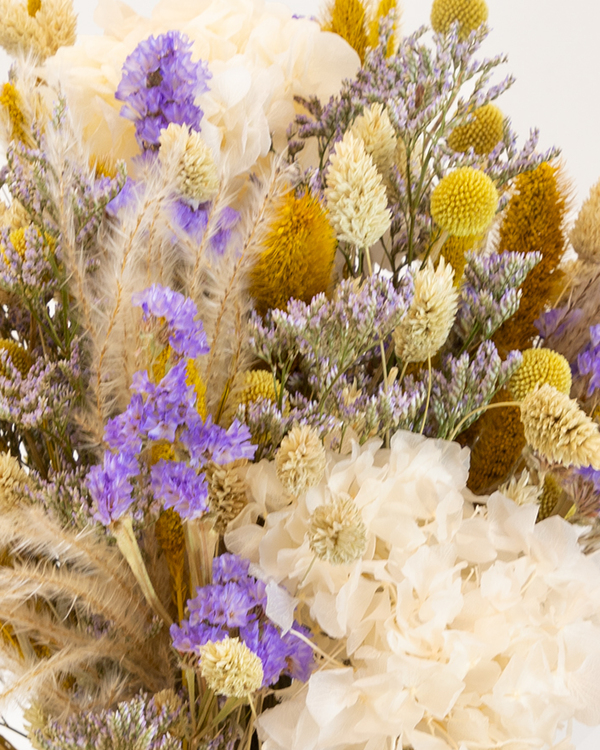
[1, 0, 600, 748]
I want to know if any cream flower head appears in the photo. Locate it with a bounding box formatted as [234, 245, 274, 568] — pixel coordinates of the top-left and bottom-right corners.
[159, 123, 219, 204]
[349, 103, 397, 177]
[393, 257, 458, 364]
[307, 495, 367, 565]
[43, 0, 360, 177]
[275, 424, 326, 496]
[324, 131, 391, 248]
[199, 637, 263, 698]
[0, 0, 77, 60]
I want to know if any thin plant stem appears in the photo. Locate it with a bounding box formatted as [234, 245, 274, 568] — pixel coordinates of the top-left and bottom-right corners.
[419, 355, 432, 435]
[448, 400, 520, 442]
[289, 628, 346, 668]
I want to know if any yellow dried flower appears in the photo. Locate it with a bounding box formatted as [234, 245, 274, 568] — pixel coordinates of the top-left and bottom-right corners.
[186, 360, 207, 421]
[159, 123, 219, 204]
[0, 452, 29, 510]
[520, 384, 600, 469]
[308, 496, 367, 565]
[349, 103, 397, 177]
[439, 234, 480, 284]
[250, 191, 337, 315]
[199, 637, 263, 698]
[205, 460, 248, 533]
[155, 508, 185, 557]
[6, 227, 27, 261]
[494, 162, 569, 352]
[89, 155, 117, 180]
[0, 339, 33, 376]
[537, 474, 563, 521]
[322, 0, 368, 63]
[393, 257, 458, 364]
[276, 424, 327, 495]
[238, 370, 278, 408]
[447, 104, 504, 156]
[431, 0, 488, 39]
[325, 132, 391, 248]
[430, 167, 498, 237]
[368, 0, 400, 55]
[0, 0, 77, 60]
[0, 82, 27, 142]
[28, 0, 41, 16]
[570, 178, 600, 263]
[509, 348, 572, 401]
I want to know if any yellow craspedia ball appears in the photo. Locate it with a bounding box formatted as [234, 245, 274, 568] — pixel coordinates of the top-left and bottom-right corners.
[447, 104, 504, 156]
[250, 191, 337, 316]
[430, 167, 498, 237]
[509, 348, 572, 401]
[238, 371, 278, 407]
[0, 339, 32, 377]
[431, 0, 488, 39]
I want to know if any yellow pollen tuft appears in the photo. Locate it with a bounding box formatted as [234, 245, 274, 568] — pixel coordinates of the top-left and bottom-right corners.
[250, 191, 336, 315]
[509, 348, 572, 401]
[28, 0, 42, 16]
[447, 103, 504, 156]
[430, 167, 498, 237]
[0, 339, 33, 377]
[431, 0, 488, 40]
[322, 0, 369, 63]
[0, 82, 27, 142]
[439, 234, 480, 284]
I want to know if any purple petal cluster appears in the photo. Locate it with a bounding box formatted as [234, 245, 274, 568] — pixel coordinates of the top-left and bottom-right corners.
[132, 283, 209, 358]
[171, 553, 314, 686]
[150, 459, 209, 517]
[115, 30, 211, 151]
[576, 325, 600, 397]
[88, 452, 140, 525]
[173, 200, 240, 254]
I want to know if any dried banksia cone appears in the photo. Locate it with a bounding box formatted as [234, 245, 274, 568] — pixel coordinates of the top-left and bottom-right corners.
[249, 191, 336, 315]
[570, 178, 600, 263]
[393, 257, 458, 364]
[520, 384, 600, 469]
[0, 452, 29, 510]
[275, 424, 326, 495]
[199, 637, 263, 698]
[325, 131, 391, 249]
[349, 103, 397, 177]
[430, 0, 488, 39]
[0, 339, 33, 376]
[430, 167, 498, 237]
[205, 460, 248, 533]
[308, 496, 367, 564]
[509, 348, 572, 401]
[447, 103, 504, 156]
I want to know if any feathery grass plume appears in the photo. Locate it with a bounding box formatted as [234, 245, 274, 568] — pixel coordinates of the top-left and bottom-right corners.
[322, 0, 368, 63]
[0, 505, 175, 716]
[159, 123, 219, 204]
[324, 131, 391, 249]
[509, 348, 571, 401]
[199, 637, 263, 698]
[368, 0, 400, 56]
[308, 496, 367, 565]
[439, 234, 481, 284]
[275, 424, 327, 495]
[190, 157, 297, 417]
[520, 383, 600, 469]
[466, 389, 525, 494]
[0, 82, 27, 143]
[249, 190, 336, 315]
[570, 178, 600, 263]
[393, 258, 458, 365]
[447, 103, 504, 156]
[0, 0, 77, 60]
[430, 0, 488, 39]
[493, 162, 570, 352]
[349, 103, 397, 178]
[0, 452, 29, 510]
[430, 167, 498, 237]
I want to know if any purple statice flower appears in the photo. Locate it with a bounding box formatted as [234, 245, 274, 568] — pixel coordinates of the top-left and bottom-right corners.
[115, 30, 211, 151]
[578, 465, 600, 494]
[150, 459, 209, 519]
[170, 553, 314, 687]
[135, 360, 197, 441]
[576, 325, 600, 397]
[172, 200, 240, 253]
[88, 451, 140, 525]
[132, 283, 209, 358]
